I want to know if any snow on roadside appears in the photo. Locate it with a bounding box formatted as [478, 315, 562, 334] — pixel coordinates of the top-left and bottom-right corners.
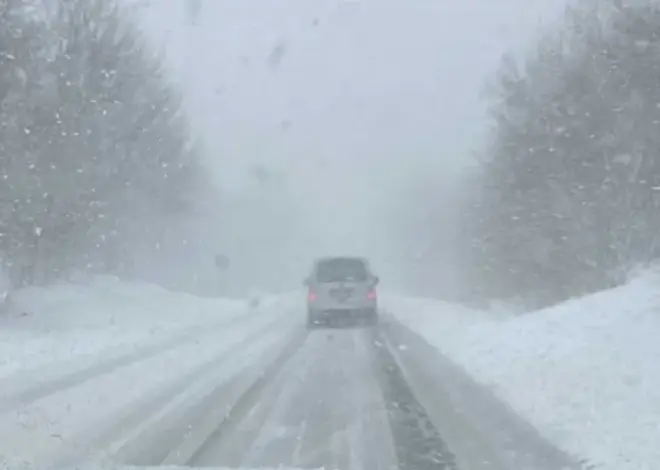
[384, 272, 660, 470]
[0, 311, 295, 466]
[0, 276, 250, 379]
[0, 279, 301, 466]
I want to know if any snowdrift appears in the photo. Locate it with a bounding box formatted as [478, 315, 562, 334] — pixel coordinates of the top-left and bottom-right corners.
[0, 278, 301, 466]
[0, 276, 251, 379]
[385, 272, 660, 470]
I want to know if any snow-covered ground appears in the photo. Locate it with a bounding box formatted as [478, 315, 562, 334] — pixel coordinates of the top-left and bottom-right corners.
[385, 271, 660, 470]
[5, 271, 658, 470]
[0, 276, 253, 379]
[0, 277, 301, 466]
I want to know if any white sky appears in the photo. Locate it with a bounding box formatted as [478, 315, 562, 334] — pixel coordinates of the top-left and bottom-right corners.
[132, 0, 567, 291]
[138, 0, 564, 182]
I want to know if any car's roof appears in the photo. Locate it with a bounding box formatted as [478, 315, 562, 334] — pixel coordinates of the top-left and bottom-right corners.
[314, 255, 368, 262]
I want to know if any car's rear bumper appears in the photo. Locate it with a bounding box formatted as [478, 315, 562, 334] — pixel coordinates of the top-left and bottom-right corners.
[309, 307, 377, 319]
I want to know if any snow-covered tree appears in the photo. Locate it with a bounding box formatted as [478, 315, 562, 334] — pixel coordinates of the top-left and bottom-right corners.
[0, 0, 209, 287]
[462, 0, 660, 307]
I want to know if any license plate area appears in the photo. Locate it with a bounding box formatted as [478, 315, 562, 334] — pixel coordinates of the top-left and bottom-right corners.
[330, 287, 354, 302]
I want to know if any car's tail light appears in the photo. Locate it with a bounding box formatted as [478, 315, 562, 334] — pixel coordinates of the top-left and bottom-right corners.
[307, 290, 317, 302]
[367, 289, 377, 300]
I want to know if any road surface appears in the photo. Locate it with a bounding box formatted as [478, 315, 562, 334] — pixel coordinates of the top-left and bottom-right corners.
[24, 312, 580, 470]
[123, 319, 579, 470]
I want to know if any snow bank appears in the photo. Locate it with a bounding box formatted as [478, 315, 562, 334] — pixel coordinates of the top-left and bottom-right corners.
[0, 276, 249, 379]
[5, 275, 245, 328]
[0, 460, 315, 470]
[0, 279, 301, 466]
[385, 272, 660, 470]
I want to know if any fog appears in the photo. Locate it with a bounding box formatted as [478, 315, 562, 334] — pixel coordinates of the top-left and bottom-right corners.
[133, 0, 565, 297]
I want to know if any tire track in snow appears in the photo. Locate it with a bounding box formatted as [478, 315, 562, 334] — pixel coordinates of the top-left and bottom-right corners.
[188, 327, 401, 470]
[380, 317, 582, 470]
[370, 326, 457, 470]
[0, 312, 263, 414]
[183, 326, 308, 466]
[55, 316, 294, 467]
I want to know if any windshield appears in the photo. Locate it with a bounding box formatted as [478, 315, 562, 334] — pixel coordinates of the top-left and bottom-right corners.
[0, 0, 652, 469]
[315, 258, 369, 283]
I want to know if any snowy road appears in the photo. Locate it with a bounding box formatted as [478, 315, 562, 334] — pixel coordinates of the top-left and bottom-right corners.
[0, 286, 581, 470]
[138, 319, 578, 470]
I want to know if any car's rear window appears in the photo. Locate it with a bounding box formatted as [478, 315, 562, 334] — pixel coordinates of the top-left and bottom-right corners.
[315, 258, 368, 282]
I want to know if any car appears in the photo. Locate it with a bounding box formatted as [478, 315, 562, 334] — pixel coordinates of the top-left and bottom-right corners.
[303, 256, 379, 328]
